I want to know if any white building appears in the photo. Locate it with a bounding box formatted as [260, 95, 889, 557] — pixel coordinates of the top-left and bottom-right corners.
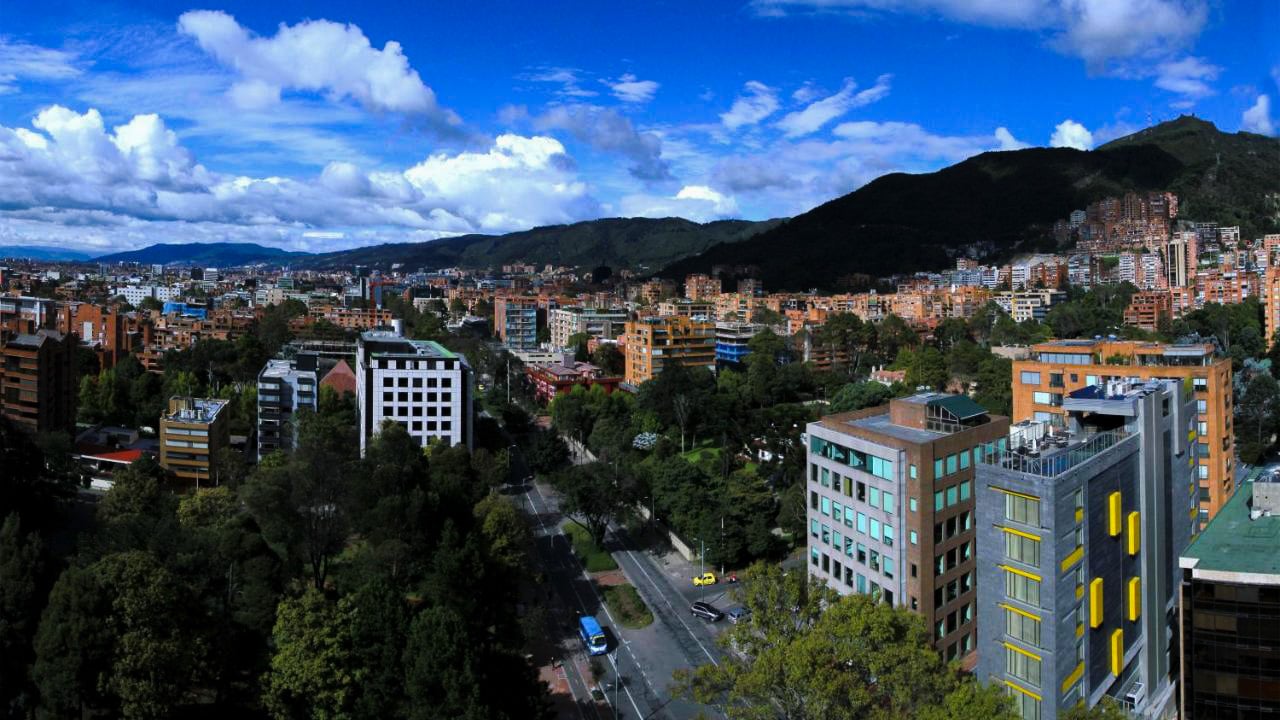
[355, 330, 473, 455]
[113, 284, 179, 306]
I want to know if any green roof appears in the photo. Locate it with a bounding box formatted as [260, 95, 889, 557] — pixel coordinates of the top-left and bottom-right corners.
[930, 395, 988, 420]
[1182, 482, 1280, 577]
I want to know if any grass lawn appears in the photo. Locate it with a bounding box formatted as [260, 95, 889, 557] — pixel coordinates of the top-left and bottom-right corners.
[563, 522, 619, 572]
[603, 583, 653, 629]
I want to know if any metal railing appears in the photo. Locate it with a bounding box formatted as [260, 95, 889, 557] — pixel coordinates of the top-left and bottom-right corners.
[978, 430, 1135, 479]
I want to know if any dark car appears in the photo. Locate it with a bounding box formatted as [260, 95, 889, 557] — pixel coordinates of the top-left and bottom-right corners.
[691, 601, 724, 622]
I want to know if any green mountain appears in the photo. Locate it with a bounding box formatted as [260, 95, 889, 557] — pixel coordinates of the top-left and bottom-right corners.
[95, 242, 310, 266]
[661, 116, 1280, 292]
[301, 217, 779, 271]
[0, 246, 93, 262]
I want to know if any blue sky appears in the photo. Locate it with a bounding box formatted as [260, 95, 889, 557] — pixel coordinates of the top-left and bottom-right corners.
[0, 0, 1276, 253]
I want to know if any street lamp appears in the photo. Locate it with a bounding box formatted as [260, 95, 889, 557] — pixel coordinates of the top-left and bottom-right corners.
[613, 647, 621, 720]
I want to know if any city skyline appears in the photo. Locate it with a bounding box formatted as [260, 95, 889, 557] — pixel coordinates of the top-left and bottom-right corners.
[1, 0, 1276, 254]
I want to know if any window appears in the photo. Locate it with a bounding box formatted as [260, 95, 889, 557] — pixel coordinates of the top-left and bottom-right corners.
[934, 459, 944, 477]
[909, 531, 918, 545]
[1004, 608, 1041, 646]
[1197, 399, 1207, 414]
[810, 520, 819, 537]
[959, 481, 971, 501]
[857, 513, 867, 534]
[883, 492, 895, 513]
[821, 497, 831, 516]
[959, 451, 970, 470]
[946, 486, 958, 506]
[910, 497, 918, 513]
[910, 464, 918, 479]
[935, 491, 944, 511]
[1020, 371, 1041, 385]
[870, 487, 881, 509]
[844, 507, 854, 528]
[810, 491, 818, 510]
[1004, 533, 1041, 567]
[1004, 493, 1040, 526]
[1198, 464, 1209, 479]
[1005, 647, 1041, 688]
[1007, 688, 1040, 720]
[833, 530, 843, 551]
[883, 558, 894, 579]
[883, 525, 894, 546]
[869, 519, 880, 541]
[1032, 391, 1052, 405]
[946, 454, 958, 474]
[821, 524, 831, 543]
[1005, 569, 1040, 606]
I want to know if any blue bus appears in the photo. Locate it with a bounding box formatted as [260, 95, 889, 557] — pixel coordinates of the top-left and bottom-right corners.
[578, 615, 608, 655]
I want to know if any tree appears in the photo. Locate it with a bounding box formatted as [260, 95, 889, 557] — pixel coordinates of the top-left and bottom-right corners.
[32, 565, 113, 719]
[1236, 372, 1279, 463]
[138, 296, 164, 313]
[829, 381, 892, 413]
[0, 514, 43, 716]
[1060, 698, 1130, 720]
[591, 343, 625, 376]
[403, 606, 484, 720]
[566, 332, 592, 362]
[554, 464, 627, 547]
[346, 581, 409, 718]
[906, 346, 949, 391]
[261, 588, 355, 720]
[676, 563, 1018, 720]
[524, 430, 569, 474]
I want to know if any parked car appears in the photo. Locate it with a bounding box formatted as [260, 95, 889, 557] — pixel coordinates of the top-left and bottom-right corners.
[692, 572, 718, 587]
[727, 607, 750, 625]
[691, 601, 724, 622]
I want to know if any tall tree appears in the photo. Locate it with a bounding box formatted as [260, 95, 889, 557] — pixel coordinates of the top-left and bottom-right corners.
[32, 565, 113, 719]
[554, 464, 627, 547]
[261, 588, 355, 720]
[0, 514, 43, 716]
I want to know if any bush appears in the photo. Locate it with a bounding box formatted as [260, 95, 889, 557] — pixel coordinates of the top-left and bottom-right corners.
[563, 522, 618, 572]
[603, 583, 653, 629]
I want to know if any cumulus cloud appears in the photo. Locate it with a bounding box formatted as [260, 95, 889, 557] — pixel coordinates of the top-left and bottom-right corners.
[720, 81, 780, 129]
[0, 39, 81, 94]
[177, 10, 461, 129]
[774, 75, 892, 138]
[1242, 95, 1274, 136]
[618, 185, 739, 222]
[0, 106, 600, 252]
[607, 74, 659, 103]
[1050, 119, 1093, 150]
[532, 104, 671, 181]
[752, 0, 1208, 67]
[1153, 56, 1219, 105]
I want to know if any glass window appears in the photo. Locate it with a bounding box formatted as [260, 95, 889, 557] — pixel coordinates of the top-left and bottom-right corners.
[869, 519, 880, 541]
[833, 530, 843, 550]
[909, 464, 917, 479]
[883, 492, 895, 514]
[821, 524, 831, 543]
[857, 513, 867, 533]
[1197, 399, 1207, 414]
[1005, 647, 1042, 688]
[832, 500, 843, 519]
[1005, 570, 1041, 606]
[946, 454, 958, 474]
[1032, 391, 1053, 405]
[946, 486, 958, 506]
[910, 530, 918, 545]
[1005, 608, 1041, 646]
[883, 525, 894, 546]
[810, 519, 819, 537]
[1004, 494, 1040, 526]
[844, 507, 855, 528]
[870, 487, 881, 509]
[910, 497, 918, 513]
[821, 497, 831, 516]
[1007, 688, 1040, 720]
[934, 459, 944, 477]
[959, 451, 970, 470]
[959, 481, 971, 501]
[1020, 371, 1041, 385]
[1004, 533, 1041, 567]
[883, 558, 894, 579]
[935, 491, 944, 511]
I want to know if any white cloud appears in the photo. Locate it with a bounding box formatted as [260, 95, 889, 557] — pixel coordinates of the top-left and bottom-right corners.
[1242, 95, 1274, 136]
[618, 185, 739, 222]
[533, 104, 671, 181]
[0, 39, 81, 94]
[0, 106, 602, 252]
[526, 67, 598, 98]
[720, 81, 780, 130]
[994, 127, 1029, 150]
[1050, 119, 1093, 150]
[176, 10, 461, 129]
[1153, 55, 1219, 105]
[752, 0, 1208, 66]
[607, 73, 659, 103]
[774, 75, 892, 138]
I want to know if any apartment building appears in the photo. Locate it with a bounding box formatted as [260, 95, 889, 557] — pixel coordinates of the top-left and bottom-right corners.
[355, 330, 473, 455]
[1012, 340, 1234, 526]
[683, 273, 722, 301]
[976, 379, 1196, 720]
[0, 329, 75, 434]
[622, 316, 716, 386]
[494, 296, 540, 350]
[1263, 265, 1280, 346]
[1178, 476, 1280, 718]
[159, 396, 230, 486]
[994, 290, 1067, 323]
[715, 322, 762, 366]
[1122, 292, 1172, 332]
[256, 353, 319, 461]
[308, 305, 395, 330]
[0, 296, 56, 335]
[806, 394, 1009, 667]
[657, 299, 714, 319]
[548, 306, 628, 351]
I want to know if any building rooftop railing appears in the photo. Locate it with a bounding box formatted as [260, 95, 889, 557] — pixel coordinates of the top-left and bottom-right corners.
[978, 429, 1136, 479]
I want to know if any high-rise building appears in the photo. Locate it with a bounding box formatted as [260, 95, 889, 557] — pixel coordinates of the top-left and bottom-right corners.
[1166, 232, 1197, 288]
[622, 316, 715, 386]
[1178, 477, 1280, 719]
[1012, 340, 1234, 526]
[256, 353, 319, 461]
[806, 394, 1009, 666]
[1122, 292, 1172, 332]
[714, 322, 761, 366]
[159, 396, 230, 486]
[548, 306, 628, 351]
[0, 329, 75, 434]
[684, 273, 722, 301]
[1263, 265, 1280, 347]
[356, 330, 473, 456]
[494, 296, 540, 350]
[976, 378, 1197, 720]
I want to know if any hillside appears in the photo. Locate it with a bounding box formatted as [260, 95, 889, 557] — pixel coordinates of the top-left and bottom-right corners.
[0, 246, 93, 262]
[300, 217, 779, 271]
[661, 116, 1280, 292]
[96, 242, 310, 267]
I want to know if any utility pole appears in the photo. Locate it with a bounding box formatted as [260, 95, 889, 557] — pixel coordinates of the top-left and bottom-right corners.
[700, 537, 706, 577]
[720, 515, 725, 577]
[613, 647, 621, 720]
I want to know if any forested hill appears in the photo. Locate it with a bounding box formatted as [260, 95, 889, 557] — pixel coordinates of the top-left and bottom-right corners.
[660, 116, 1280, 292]
[301, 217, 780, 271]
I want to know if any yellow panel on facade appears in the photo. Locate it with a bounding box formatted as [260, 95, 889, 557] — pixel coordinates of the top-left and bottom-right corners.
[1126, 511, 1140, 555]
[1060, 545, 1084, 572]
[1108, 491, 1122, 536]
[1090, 578, 1104, 628]
[1110, 628, 1124, 676]
[1127, 577, 1141, 622]
[1061, 661, 1085, 693]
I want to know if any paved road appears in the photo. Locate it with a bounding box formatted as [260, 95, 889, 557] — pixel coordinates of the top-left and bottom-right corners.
[508, 443, 725, 720]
